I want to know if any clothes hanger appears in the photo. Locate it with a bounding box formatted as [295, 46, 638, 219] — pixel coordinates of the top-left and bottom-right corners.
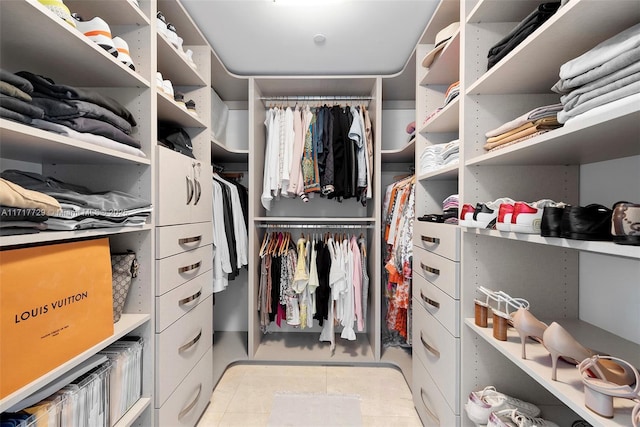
[259, 232, 270, 257]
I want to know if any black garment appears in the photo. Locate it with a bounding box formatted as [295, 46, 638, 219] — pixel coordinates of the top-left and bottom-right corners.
[487, 2, 561, 70]
[0, 94, 44, 119]
[313, 241, 332, 326]
[15, 71, 137, 126]
[215, 176, 239, 280]
[269, 254, 282, 322]
[329, 106, 346, 200]
[30, 94, 79, 119]
[50, 117, 141, 148]
[321, 106, 335, 196]
[226, 179, 249, 229]
[0, 69, 33, 94]
[0, 106, 31, 124]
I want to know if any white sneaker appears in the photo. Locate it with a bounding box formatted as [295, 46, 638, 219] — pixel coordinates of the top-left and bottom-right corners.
[166, 23, 180, 48]
[156, 11, 168, 37]
[73, 15, 117, 57]
[162, 79, 174, 97]
[184, 49, 197, 69]
[156, 72, 163, 90]
[465, 386, 541, 426]
[488, 409, 559, 427]
[511, 199, 558, 234]
[474, 197, 515, 229]
[112, 36, 135, 71]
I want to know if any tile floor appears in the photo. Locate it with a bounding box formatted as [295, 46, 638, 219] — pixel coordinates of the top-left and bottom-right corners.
[196, 364, 423, 426]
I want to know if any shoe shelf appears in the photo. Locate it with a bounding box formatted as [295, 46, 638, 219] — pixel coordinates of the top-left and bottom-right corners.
[463, 228, 640, 260]
[419, 31, 460, 86]
[0, 313, 151, 413]
[156, 34, 206, 86]
[64, 0, 150, 26]
[0, 224, 153, 250]
[465, 0, 640, 95]
[464, 101, 640, 167]
[416, 163, 459, 182]
[0, 0, 150, 89]
[0, 119, 151, 165]
[156, 91, 207, 128]
[419, 97, 460, 134]
[465, 318, 639, 427]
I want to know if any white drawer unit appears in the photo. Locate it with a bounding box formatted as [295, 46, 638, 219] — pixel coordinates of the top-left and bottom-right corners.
[413, 357, 460, 427]
[156, 147, 213, 227]
[156, 347, 214, 427]
[412, 300, 460, 413]
[156, 244, 213, 295]
[414, 273, 460, 337]
[413, 222, 460, 261]
[414, 245, 460, 299]
[155, 294, 213, 406]
[156, 222, 214, 259]
[156, 269, 214, 333]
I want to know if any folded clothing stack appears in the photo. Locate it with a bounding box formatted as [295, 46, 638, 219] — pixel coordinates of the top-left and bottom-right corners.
[487, 2, 561, 70]
[419, 144, 444, 174]
[440, 138, 460, 166]
[0, 177, 61, 236]
[442, 194, 459, 225]
[484, 104, 563, 151]
[552, 22, 640, 125]
[1, 170, 152, 231]
[1, 69, 144, 157]
[422, 81, 460, 127]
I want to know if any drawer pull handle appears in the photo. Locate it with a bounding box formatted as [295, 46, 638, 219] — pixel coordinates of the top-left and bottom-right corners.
[193, 178, 202, 205]
[420, 387, 440, 424]
[179, 261, 201, 273]
[420, 291, 440, 309]
[186, 176, 194, 205]
[179, 329, 202, 353]
[420, 332, 440, 358]
[179, 235, 202, 245]
[179, 289, 202, 306]
[420, 262, 440, 275]
[421, 235, 440, 244]
[178, 383, 202, 420]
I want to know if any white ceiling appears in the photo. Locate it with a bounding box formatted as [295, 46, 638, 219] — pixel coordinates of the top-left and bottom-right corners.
[180, 0, 439, 77]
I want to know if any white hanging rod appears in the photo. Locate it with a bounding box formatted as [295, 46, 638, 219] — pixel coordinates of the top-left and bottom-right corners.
[260, 95, 372, 102]
[256, 223, 374, 229]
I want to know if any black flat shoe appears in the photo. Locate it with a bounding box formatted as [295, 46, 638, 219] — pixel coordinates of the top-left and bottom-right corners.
[541, 205, 565, 237]
[560, 204, 613, 241]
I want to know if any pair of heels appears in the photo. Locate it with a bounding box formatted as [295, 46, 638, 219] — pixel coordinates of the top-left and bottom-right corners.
[511, 308, 636, 386]
[474, 286, 529, 341]
[579, 355, 640, 425]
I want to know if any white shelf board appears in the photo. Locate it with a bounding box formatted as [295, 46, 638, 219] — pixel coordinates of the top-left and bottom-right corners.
[113, 397, 151, 427]
[253, 332, 376, 363]
[463, 228, 640, 260]
[419, 32, 460, 86]
[157, 33, 206, 86]
[467, 0, 549, 23]
[158, 0, 208, 46]
[466, 318, 639, 427]
[419, 97, 460, 134]
[254, 217, 376, 224]
[0, 314, 151, 412]
[0, 0, 150, 88]
[0, 120, 151, 165]
[465, 102, 640, 166]
[211, 137, 248, 163]
[0, 224, 153, 249]
[156, 91, 207, 128]
[416, 163, 459, 181]
[65, 0, 149, 26]
[381, 138, 415, 163]
[466, 0, 640, 95]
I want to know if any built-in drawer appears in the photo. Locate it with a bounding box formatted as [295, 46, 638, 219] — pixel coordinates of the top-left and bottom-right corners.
[413, 301, 460, 412]
[156, 346, 213, 427]
[156, 223, 213, 259]
[413, 222, 460, 261]
[155, 295, 213, 406]
[413, 357, 459, 426]
[413, 245, 460, 299]
[414, 273, 460, 337]
[156, 244, 213, 295]
[156, 269, 213, 333]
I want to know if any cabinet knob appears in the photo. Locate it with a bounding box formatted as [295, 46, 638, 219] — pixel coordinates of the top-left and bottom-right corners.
[186, 176, 194, 204]
[420, 262, 440, 276]
[193, 178, 202, 205]
[420, 291, 440, 309]
[420, 331, 440, 358]
[178, 288, 202, 306]
[178, 383, 202, 420]
[420, 388, 440, 424]
[178, 261, 201, 274]
[178, 328, 202, 353]
[179, 235, 202, 245]
[421, 235, 440, 244]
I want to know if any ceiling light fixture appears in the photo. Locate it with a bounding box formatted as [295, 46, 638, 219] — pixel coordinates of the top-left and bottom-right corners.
[313, 33, 327, 45]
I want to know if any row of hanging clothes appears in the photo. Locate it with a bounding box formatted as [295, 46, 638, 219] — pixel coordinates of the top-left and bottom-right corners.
[261, 101, 374, 210]
[212, 170, 249, 293]
[382, 175, 416, 347]
[257, 229, 369, 352]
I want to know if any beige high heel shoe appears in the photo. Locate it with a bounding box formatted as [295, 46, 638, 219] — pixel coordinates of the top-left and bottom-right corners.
[579, 355, 639, 420]
[542, 322, 635, 385]
[511, 307, 547, 359]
